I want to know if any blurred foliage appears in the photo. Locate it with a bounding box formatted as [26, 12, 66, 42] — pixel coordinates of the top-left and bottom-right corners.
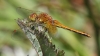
[0, 0, 99, 56]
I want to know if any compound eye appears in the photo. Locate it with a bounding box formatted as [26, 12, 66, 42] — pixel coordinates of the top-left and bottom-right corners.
[29, 13, 37, 21]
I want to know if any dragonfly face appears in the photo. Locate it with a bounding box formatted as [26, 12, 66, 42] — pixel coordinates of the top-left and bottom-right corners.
[29, 13, 37, 21]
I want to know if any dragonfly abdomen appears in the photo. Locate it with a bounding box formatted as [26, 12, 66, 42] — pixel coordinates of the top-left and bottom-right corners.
[53, 20, 90, 38]
[59, 25, 90, 37]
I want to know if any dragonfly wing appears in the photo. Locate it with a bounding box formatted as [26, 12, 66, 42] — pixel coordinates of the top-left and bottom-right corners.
[16, 7, 40, 19]
[45, 21, 57, 35]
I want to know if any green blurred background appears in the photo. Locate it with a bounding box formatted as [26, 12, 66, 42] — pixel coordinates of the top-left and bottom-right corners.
[0, 0, 99, 56]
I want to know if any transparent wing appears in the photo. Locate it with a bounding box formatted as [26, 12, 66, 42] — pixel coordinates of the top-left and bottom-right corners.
[45, 21, 57, 35]
[16, 7, 40, 19]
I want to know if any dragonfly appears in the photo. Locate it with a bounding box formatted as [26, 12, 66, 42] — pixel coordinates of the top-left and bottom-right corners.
[18, 7, 90, 38]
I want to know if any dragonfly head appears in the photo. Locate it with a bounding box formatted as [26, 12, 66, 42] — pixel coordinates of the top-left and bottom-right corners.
[29, 13, 37, 21]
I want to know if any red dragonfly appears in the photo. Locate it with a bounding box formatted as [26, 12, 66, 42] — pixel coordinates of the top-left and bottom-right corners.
[18, 7, 90, 38]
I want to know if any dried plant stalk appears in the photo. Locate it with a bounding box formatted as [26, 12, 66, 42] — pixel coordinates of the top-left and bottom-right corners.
[17, 19, 65, 56]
